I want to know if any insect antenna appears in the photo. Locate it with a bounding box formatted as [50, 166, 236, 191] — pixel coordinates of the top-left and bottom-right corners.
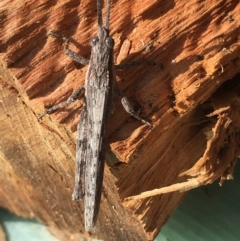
[97, 0, 103, 28]
[105, 0, 111, 30]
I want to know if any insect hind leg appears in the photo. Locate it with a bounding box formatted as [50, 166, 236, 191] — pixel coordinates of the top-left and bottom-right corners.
[72, 101, 88, 200]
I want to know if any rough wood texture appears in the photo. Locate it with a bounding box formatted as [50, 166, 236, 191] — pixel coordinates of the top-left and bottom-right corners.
[0, 0, 240, 240]
[0, 225, 6, 241]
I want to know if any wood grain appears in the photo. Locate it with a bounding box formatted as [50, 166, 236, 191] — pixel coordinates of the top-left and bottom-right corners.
[0, 0, 240, 240]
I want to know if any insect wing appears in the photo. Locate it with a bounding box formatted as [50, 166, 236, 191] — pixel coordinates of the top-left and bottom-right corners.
[84, 83, 110, 231]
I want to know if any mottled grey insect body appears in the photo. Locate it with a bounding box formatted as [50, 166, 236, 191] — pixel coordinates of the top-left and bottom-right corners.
[78, 26, 115, 232]
[39, 0, 153, 233]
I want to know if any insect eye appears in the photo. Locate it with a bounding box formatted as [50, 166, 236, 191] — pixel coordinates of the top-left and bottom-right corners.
[106, 37, 114, 48]
[91, 36, 99, 46]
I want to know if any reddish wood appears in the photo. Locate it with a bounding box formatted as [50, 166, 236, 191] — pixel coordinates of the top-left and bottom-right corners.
[0, 0, 240, 240]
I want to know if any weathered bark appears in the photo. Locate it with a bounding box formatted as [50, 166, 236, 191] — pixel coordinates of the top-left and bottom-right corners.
[0, 0, 240, 240]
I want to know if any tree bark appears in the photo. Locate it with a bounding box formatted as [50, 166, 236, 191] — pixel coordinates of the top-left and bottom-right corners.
[0, 0, 240, 240]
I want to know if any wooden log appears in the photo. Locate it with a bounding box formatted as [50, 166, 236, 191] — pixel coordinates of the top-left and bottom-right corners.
[0, 0, 240, 240]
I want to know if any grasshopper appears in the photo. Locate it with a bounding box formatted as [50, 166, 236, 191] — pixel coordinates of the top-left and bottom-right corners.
[39, 0, 153, 232]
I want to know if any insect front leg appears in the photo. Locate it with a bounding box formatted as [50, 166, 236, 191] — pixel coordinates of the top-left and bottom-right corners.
[115, 60, 163, 70]
[38, 86, 85, 119]
[115, 88, 153, 129]
[114, 60, 162, 129]
[49, 31, 89, 65]
[38, 30, 90, 119]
